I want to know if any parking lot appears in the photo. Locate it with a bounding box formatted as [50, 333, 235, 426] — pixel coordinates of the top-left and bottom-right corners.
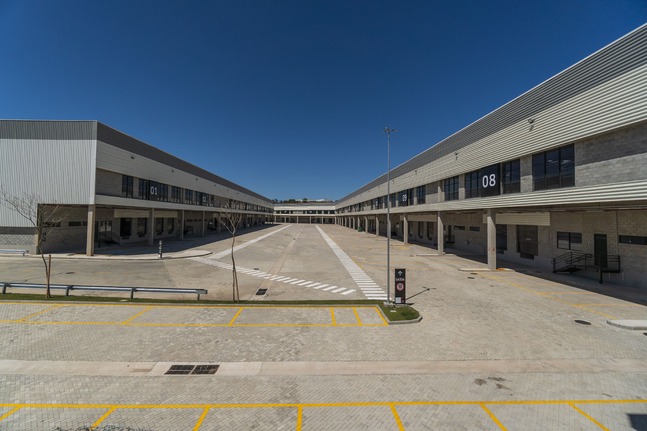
[1, 223, 646, 430]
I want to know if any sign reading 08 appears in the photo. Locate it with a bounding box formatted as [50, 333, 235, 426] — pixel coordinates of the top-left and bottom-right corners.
[479, 164, 500, 197]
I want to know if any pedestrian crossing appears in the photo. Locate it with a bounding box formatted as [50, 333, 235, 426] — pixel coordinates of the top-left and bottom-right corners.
[315, 226, 388, 300]
[191, 257, 357, 297]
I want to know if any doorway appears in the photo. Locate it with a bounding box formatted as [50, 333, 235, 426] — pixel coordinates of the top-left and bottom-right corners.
[594, 234, 608, 268]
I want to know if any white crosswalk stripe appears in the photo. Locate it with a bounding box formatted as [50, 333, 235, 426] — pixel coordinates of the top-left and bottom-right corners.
[315, 226, 388, 301]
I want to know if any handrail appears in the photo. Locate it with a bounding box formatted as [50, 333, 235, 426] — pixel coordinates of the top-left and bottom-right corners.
[1, 282, 207, 300]
[552, 251, 592, 272]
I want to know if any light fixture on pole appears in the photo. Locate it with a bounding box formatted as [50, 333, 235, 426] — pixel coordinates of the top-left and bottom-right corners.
[384, 126, 397, 304]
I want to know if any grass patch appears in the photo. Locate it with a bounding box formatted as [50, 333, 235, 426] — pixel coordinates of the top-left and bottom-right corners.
[0, 293, 420, 322]
[378, 302, 420, 322]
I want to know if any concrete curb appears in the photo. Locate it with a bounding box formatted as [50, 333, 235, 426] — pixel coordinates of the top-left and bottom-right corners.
[22, 250, 213, 261]
[607, 320, 647, 330]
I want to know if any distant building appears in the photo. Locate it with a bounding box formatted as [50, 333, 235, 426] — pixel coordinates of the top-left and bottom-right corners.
[335, 24, 647, 288]
[0, 120, 274, 255]
[274, 202, 336, 224]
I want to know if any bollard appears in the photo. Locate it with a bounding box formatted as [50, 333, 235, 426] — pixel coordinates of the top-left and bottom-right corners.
[158, 240, 163, 259]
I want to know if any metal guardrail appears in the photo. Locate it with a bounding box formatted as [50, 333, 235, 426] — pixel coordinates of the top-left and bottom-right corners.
[0, 249, 27, 256]
[1, 282, 208, 300]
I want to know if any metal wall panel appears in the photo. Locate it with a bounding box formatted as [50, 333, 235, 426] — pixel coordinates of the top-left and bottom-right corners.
[496, 212, 551, 226]
[0, 137, 95, 227]
[337, 24, 647, 208]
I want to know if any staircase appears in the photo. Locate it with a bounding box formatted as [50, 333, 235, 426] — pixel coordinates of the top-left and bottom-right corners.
[552, 251, 593, 273]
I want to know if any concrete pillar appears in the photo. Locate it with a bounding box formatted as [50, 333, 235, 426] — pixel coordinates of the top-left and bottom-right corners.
[423, 220, 428, 242]
[437, 212, 444, 255]
[202, 211, 206, 237]
[364, 216, 369, 233]
[180, 210, 185, 240]
[487, 208, 497, 271]
[375, 216, 380, 236]
[85, 204, 96, 256]
[148, 208, 154, 246]
[403, 215, 409, 244]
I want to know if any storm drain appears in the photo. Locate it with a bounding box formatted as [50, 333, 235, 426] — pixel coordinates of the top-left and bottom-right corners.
[165, 364, 219, 375]
[256, 288, 268, 295]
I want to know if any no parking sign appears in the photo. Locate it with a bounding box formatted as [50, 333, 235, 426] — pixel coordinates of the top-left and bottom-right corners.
[394, 268, 406, 304]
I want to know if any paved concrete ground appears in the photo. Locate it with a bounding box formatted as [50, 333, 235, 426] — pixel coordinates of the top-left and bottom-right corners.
[0, 223, 646, 430]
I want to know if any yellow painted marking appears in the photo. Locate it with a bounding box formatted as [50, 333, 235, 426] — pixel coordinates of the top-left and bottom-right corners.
[296, 405, 303, 431]
[330, 308, 337, 326]
[353, 307, 363, 326]
[544, 292, 596, 295]
[482, 274, 617, 319]
[390, 404, 405, 431]
[480, 403, 507, 431]
[193, 406, 210, 431]
[90, 407, 116, 430]
[228, 307, 244, 326]
[121, 306, 154, 325]
[375, 307, 389, 325]
[15, 304, 64, 322]
[0, 406, 20, 422]
[569, 403, 610, 431]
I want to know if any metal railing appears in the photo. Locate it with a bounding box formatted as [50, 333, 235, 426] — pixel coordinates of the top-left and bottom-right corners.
[1, 282, 208, 300]
[552, 251, 592, 273]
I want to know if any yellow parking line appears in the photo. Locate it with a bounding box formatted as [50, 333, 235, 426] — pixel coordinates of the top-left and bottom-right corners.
[330, 308, 337, 326]
[122, 306, 154, 325]
[574, 303, 642, 307]
[193, 406, 211, 431]
[480, 403, 507, 431]
[0, 406, 20, 422]
[390, 404, 405, 431]
[15, 304, 64, 322]
[228, 307, 244, 325]
[569, 403, 610, 431]
[296, 405, 303, 431]
[353, 308, 364, 326]
[375, 307, 389, 325]
[90, 407, 116, 430]
[544, 292, 597, 295]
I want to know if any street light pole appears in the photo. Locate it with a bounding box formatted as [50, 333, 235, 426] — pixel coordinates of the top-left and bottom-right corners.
[384, 127, 397, 304]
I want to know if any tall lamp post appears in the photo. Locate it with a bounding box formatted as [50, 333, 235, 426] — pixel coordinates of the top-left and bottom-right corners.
[384, 126, 397, 304]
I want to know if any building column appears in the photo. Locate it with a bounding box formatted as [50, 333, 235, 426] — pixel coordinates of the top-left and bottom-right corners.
[487, 208, 497, 271]
[148, 208, 154, 246]
[180, 210, 185, 240]
[202, 211, 206, 237]
[423, 220, 428, 242]
[85, 204, 96, 256]
[364, 216, 369, 233]
[437, 211, 444, 255]
[403, 214, 409, 244]
[375, 216, 380, 236]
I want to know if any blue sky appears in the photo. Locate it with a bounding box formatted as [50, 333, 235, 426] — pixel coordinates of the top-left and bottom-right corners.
[1, 1, 645, 201]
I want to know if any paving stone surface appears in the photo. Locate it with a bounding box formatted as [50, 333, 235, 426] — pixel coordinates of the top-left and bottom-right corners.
[0, 223, 646, 430]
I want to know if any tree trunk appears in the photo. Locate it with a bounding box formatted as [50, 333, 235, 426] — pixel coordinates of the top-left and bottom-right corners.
[230, 230, 239, 302]
[43, 253, 51, 299]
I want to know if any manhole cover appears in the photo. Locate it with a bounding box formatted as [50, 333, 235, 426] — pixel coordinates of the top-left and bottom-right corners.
[165, 364, 220, 375]
[575, 320, 591, 325]
[256, 288, 268, 295]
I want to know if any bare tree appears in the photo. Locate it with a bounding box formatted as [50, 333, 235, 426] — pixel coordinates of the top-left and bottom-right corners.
[0, 185, 62, 299]
[215, 199, 244, 302]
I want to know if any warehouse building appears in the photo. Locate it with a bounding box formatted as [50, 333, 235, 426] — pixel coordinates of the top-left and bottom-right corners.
[335, 24, 647, 288]
[0, 120, 274, 256]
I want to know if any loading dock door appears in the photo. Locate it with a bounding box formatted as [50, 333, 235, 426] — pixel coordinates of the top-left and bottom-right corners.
[517, 225, 538, 259]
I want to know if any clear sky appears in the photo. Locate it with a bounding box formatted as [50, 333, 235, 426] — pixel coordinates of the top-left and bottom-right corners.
[1, 1, 645, 201]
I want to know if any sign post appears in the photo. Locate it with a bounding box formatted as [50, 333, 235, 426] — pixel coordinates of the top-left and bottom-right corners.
[394, 268, 406, 304]
[158, 240, 163, 259]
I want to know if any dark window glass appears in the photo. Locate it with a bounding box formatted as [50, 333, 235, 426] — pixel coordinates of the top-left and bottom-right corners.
[121, 175, 134, 198]
[465, 171, 479, 198]
[501, 160, 520, 194]
[416, 185, 426, 204]
[619, 235, 647, 245]
[533, 145, 575, 191]
[443, 176, 459, 201]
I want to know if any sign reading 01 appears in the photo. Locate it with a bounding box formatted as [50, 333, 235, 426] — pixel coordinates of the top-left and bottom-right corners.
[479, 164, 500, 197]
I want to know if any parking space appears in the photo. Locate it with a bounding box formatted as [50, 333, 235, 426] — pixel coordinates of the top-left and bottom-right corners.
[0, 302, 387, 328]
[1, 400, 646, 430]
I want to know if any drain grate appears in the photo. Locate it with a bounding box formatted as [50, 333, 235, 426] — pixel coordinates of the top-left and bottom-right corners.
[256, 288, 268, 295]
[165, 364, 219, 375]
[575, 319, 591, 325]
[165, 365, 195, 375]
[192, 365, 219, 374]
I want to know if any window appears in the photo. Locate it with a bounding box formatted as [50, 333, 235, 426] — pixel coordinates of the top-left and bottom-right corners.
[155, 218, 164, 235]
[501, 159, 521, 194]
[166, 218, 174, 234]
[533, 144, 574, 190]
[443, 176, 459, 201]
[121, 175, 134, 198]
[158, 183, 169, 202]
[399, 189, 412, 206]
[557, 232, 582, 250]
[465, 171, 479, 198]
[416, 185, 426, 204]
[68, 221, 87, 227]
[619, 235, 647, 245]
[184, 189, 193, 204]
[454, 226, 465, 231]
[137, 218, 147, 238]
[470, 226, 480, 232]
[389, 193, 397, 207]
[138, 179, 150, 200]
[171, 186, 182, 203]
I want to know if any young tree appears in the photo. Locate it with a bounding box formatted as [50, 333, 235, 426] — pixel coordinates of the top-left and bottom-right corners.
[0, 185, 62, 299]
[215, 199, 244, 302]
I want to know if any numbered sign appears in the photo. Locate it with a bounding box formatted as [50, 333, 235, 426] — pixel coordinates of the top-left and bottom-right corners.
[479, 164, 500, 197]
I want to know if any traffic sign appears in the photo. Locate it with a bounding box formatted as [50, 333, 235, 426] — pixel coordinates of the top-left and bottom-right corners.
[394, 268, 406, 304]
